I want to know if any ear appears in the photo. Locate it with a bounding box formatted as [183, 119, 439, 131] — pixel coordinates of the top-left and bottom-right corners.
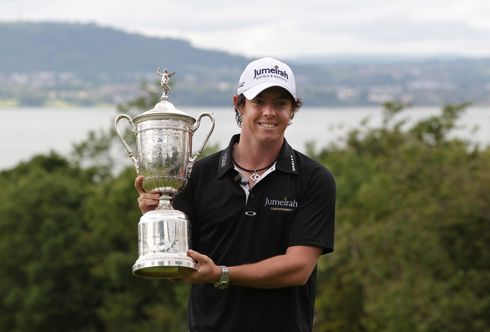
[233, 95, 239, 108]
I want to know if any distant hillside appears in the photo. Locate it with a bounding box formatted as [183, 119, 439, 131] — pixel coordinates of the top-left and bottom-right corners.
[1, 22, 490, 107]
[0, 22, 248, 74]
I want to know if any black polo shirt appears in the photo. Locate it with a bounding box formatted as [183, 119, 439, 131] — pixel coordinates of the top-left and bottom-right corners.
[173, 134, 336, 332]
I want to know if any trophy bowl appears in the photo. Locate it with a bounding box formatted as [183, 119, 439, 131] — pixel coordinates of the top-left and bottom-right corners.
[114, 69, 215, 278]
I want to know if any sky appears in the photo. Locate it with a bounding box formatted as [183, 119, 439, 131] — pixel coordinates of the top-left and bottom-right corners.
[1, 0, 490, 58]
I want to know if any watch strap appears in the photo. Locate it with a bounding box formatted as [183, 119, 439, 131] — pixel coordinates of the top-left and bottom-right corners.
[214, 265, 230, 289]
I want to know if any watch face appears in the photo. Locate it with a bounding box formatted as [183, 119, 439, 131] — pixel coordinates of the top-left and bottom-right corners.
[214, 266, 230, 289]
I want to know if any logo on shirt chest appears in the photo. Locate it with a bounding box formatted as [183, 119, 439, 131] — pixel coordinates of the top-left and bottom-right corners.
[264, 196, 298, 212]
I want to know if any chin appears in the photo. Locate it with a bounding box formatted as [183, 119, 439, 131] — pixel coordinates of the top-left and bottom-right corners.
[258, 133, 284, 144]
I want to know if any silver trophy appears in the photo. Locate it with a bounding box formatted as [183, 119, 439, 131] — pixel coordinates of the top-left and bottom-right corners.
[114, 68, 215, 278]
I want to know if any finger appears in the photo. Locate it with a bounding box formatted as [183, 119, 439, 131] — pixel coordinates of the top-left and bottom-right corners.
[186, 249, 202, 261]
[187, 250, 212, 265]
[180, 254, 219, 284]
[136, 192, 159, 213]
[138, 193, 161, 200]
[137, 196, 159, 207]
[134, 175, 146, 194]
[137, 195, 160, 213]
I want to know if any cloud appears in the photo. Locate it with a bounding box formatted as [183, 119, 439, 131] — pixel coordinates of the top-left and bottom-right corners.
[1, 0, 490, 57]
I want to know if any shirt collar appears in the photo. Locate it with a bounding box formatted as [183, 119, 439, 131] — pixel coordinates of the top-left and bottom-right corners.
[216, 134, 298, 178]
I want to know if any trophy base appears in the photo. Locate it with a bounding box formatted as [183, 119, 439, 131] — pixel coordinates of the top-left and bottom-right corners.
[132, 254, 197, 279]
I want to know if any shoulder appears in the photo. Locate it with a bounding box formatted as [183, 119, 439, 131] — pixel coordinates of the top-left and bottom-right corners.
[193, 150, 222, 170]
[291, 150, 336, 201]
[189, 149, 224, 181]
[295, 150, 335, 184]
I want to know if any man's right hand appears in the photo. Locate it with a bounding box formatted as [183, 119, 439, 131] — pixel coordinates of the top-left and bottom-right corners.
[135, 175, 161, 214]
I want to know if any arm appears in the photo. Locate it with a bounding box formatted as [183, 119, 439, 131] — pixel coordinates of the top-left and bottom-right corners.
[180, 245, 322, 289]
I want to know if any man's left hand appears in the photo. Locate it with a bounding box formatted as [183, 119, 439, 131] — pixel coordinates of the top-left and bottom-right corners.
[179, 250, 221, 285]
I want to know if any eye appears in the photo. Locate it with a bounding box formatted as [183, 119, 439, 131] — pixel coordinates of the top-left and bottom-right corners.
[275, 99, 290, 108]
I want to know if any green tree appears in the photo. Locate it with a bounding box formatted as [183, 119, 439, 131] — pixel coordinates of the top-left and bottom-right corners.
[313, 103, 490, 332]
[0, 153, 102, 331]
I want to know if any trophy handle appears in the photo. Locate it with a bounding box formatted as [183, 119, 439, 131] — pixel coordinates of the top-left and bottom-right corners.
[188, 112, 215, 169]
[114, 114, 139, 173]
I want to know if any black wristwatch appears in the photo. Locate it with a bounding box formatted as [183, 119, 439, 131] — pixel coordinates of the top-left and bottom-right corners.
[214, 265, 230, 289]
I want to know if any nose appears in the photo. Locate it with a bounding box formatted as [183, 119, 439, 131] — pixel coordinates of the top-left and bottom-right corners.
[262, 102, 275, 116]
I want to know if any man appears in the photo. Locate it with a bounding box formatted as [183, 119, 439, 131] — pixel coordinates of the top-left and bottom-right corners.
[136, 57, 336, 331]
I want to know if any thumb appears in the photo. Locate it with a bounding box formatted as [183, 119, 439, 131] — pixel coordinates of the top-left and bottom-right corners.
[187, 250, 208, 263]
[134, 175, 146, 194]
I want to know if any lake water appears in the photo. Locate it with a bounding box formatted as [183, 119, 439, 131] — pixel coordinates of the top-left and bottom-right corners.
[1, 106, 489, 170]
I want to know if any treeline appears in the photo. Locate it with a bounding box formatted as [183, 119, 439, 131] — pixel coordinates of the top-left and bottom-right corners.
[0, 93, 489, 330]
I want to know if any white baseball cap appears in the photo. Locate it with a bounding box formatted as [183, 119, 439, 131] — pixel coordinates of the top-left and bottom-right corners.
[237, 57, 297, 100]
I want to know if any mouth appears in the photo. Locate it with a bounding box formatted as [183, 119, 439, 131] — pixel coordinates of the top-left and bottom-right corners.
[258, 122, 278, 128]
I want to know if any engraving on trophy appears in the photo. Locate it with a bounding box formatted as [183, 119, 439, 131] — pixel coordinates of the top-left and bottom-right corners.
[114, 67, 215, 278]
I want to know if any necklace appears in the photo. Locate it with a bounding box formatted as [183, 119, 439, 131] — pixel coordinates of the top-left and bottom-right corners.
[232, 158, 276, 183]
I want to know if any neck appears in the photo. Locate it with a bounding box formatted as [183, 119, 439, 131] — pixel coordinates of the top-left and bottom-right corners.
[233, 135, 283, 170]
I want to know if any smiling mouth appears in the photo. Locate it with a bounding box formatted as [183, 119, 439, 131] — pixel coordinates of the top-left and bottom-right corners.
[258, 122, 278, 128]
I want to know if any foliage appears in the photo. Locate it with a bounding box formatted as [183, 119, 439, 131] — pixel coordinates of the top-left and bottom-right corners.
[0, 154, 190, 331]
[1, 98, 489, 331]
[313, 102, 490, 332]
[0, 153, 101, 331]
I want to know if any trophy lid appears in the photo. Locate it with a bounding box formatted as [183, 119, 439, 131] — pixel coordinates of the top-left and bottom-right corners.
[133, 68, 196, 124]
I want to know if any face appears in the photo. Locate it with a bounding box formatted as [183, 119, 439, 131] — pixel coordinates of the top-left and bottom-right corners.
[237, 86, 294, 145]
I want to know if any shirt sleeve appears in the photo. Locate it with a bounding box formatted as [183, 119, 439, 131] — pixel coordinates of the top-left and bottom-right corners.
[288, 166, 336, 254]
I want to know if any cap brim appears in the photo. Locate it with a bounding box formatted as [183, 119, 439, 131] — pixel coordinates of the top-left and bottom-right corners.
[242, 82, 295, 100]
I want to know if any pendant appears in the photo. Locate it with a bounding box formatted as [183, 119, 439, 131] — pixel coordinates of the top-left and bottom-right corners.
[250, 172, 261, 183]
